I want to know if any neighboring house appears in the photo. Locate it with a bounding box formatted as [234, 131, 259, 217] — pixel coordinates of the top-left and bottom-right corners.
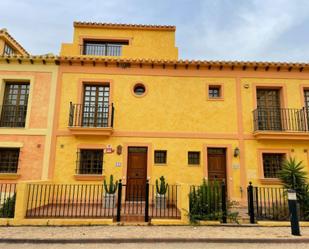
[51, 22, 309, 205]
[0, 29, 58, 182]
[0, 29, 29, 56]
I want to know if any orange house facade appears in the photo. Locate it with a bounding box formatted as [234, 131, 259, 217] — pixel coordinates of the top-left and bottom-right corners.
[0, 29, 58, 182]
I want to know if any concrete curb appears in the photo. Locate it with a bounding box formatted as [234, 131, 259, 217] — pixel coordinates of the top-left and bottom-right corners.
[0, 238, 309, 244]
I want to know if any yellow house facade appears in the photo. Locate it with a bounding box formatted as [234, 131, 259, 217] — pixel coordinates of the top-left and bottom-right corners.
[1, 22, 309, 225]
[52, 22, 309, 206]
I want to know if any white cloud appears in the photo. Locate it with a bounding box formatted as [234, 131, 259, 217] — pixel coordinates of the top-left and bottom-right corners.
[183, 0, 309, 61]
[1, 0, 309, 61]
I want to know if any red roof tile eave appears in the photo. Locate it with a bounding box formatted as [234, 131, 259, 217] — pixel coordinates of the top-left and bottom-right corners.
[1, 55, 309, 70]
[0, 30, 29, 56]
[73, 21, 176, 31]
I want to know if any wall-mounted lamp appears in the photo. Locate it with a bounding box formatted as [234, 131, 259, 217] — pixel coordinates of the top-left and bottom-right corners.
[234, 147, 240, 157]
[117, 145, 122, 155]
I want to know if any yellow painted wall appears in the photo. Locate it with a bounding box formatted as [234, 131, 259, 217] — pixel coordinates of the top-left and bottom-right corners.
[53, 67, 309, 204]
[58, 74, 238, 133]
[60, 26, 178, 60]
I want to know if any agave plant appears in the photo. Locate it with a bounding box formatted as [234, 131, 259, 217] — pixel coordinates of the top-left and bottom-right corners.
[278, 157, 307, 197]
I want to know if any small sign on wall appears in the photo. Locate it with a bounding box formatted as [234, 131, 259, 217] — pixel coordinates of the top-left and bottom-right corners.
[105, 145, 114, 153]
[232, 164, 240, 169]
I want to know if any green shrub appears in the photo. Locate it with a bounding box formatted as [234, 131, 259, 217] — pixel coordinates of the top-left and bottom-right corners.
[278, 157, 307, 198]
[278, 157, 309, 221]
[188, 179, 222, 223]
[0, 194, 16, 218]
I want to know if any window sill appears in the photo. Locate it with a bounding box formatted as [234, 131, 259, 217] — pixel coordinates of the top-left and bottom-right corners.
[188, 164, 201, 167]
[260, 178, 282, 185]
[0, 173, 20, 180]
[207, 97, 224, 101]
[154, 163, 167, 166]
[74, 174, 105, 181]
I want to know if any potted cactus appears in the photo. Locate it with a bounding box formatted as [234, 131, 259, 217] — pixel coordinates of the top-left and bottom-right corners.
[156, 176, 168, 209]
[103, 175, 118, 208]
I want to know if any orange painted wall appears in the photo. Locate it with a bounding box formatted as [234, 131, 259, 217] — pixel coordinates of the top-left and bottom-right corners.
[0, 135, 45, 181]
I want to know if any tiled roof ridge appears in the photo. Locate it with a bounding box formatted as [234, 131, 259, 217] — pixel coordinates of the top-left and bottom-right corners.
[73, 21, 176, 30]
[0, 28, 29, 55]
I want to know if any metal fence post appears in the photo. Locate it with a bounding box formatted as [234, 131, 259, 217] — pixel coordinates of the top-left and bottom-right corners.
[116, 180, 122, 222]
[145, 180, 149, 222]
[221, 180, 227, 223]
[247, 182, 255, 224]
[288, 189, 301, 236]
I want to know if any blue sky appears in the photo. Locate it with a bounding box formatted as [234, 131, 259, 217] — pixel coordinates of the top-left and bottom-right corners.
[1, 0, 309, 62]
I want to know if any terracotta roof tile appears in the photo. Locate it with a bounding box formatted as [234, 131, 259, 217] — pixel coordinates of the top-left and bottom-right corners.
[1, 55, 309, 71]
[73, 21, 176, 31]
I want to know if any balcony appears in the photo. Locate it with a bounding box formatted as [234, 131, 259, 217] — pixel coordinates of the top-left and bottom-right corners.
[81, 43, 123, 56]
[252, 107, 309, 139]
[68, 102, 114, 136]
[0, 105, 27, 128]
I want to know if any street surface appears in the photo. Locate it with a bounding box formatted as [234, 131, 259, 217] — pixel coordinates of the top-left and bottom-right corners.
[1, 243, 309, 249]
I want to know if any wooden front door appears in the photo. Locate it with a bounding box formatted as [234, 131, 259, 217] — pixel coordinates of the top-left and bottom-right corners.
[207, 148, 226, 182]
[256, 89, 281, 130]
[126, 147, 147, 201]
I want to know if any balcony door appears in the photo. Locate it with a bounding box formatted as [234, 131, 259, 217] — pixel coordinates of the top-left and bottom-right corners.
[256, 89, 281, 131]
[82, 84, 110, 127]
[304, 90, 309, 130]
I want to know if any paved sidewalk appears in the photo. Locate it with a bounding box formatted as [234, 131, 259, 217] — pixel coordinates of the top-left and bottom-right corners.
[0, 225, 309, 242]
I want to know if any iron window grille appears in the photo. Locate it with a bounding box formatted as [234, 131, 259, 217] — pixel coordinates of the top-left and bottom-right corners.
[81, 40, 129, 56]
[208, 86, 221, 98]
[76, 149, 104, 175]
[188, 151, 200, 165]
[0, 83, 29, 127]
[262, 153, 285, 178]
[0, 148, 20, 173]
[154, 150, 167, 164]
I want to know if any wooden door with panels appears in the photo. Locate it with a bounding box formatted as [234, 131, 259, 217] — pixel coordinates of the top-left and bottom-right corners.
[126, 147, 147, 201]
[207, 148, 227, 182]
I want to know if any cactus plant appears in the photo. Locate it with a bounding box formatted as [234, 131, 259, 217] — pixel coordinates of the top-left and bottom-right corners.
[104, 175, 118, 194]
[156, 176, 168, 195]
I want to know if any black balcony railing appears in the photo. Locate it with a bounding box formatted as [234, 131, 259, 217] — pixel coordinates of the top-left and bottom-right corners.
[81, 44, 122, 56]
[69, 102, 114, 128]
[253, 107, 309, 132]
[0, 105, 28, 128]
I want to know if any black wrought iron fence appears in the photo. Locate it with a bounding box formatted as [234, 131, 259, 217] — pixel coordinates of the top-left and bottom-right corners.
[247, 183, 309, 222]
[247, 183, 289, 222]
[115, 180, 180, 222]
[0, 183, 17, 218]
[26, 184, 116, 218]
[150, 184, 180, 219]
